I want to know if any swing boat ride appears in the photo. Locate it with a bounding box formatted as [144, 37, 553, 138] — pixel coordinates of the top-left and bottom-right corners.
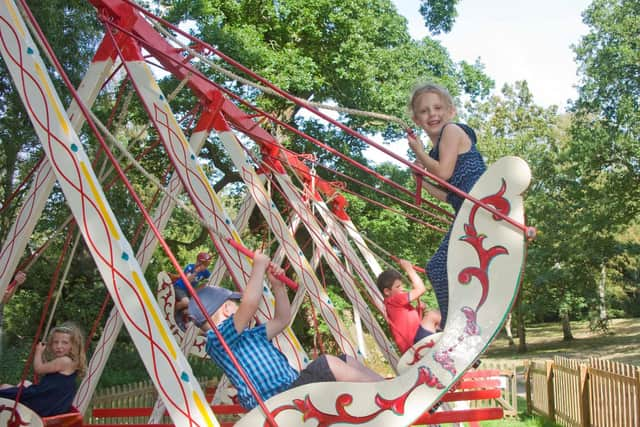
[0, 0, 534, 425]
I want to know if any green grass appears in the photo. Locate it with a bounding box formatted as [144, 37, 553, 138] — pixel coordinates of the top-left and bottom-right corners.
[484, 317, 640, 366]
[470, 398, 560, 426]
[476, 415, 559, 427]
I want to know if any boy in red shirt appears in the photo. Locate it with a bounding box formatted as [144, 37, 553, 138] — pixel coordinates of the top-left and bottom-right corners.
[377, 259, 441, 353]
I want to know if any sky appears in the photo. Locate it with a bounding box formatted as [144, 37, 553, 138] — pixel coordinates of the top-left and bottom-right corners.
[392, 0, 592, 112]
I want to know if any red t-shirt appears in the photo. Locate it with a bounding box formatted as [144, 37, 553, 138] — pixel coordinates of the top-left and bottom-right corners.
[384, 291, 421, 353]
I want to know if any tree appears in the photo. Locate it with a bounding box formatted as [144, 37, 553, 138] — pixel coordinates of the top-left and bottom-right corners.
[467, 81, 565, 351]
[570, 0, 640, 222]
[158, 0, 493, 266]
[419, 0, 460, 35]
[562, 0, 640, 328]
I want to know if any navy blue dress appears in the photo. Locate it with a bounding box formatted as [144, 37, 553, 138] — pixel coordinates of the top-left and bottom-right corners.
[426, 123, 486, 328]
[0, 371, 77, 416]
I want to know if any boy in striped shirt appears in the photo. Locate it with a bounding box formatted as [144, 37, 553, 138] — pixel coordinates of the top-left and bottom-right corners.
[190, 251, 383, 410]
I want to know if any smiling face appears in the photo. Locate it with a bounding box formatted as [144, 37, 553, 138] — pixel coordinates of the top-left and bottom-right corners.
[411, 91, 456, 141]
[50, 331, 73, 358]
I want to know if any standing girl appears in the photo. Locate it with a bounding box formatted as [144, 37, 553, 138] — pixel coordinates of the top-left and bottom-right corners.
[407, 83, 486, 329]
[0, 322, 87, 416]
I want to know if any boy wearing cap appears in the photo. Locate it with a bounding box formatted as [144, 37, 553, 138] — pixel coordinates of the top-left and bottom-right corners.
[190, 251, 383, 410]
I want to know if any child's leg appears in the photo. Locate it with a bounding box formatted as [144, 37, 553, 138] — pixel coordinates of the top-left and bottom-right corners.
[327, 355, 384, 382]
[175, 296, 189, 311]
[427, 232, 451, 328]
[420, 309, 441, 333]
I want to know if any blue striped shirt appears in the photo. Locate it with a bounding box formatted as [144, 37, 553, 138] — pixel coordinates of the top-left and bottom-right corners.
[205, 318, 299, 409]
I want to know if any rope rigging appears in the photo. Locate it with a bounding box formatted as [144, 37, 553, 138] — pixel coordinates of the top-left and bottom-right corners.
[15, 8, 443, 381]
[0, 1, 534, 425]
[119, 0, 533, 237]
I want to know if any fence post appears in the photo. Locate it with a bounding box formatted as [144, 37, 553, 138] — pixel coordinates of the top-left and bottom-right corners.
[636, 368, 640, 427]
[524, 360, 532, 414]
[579, 363, 590, 427]
[510, 363, 518, 417]
[546, 360, 555, 421]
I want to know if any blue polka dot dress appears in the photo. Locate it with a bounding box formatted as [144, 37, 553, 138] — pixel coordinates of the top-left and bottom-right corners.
[426, 123, 486, 328]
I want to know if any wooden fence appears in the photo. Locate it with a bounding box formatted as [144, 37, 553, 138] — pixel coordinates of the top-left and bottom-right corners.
[82, 363, 518, 424]
[465, 360, 519, 418]
[524, 356, 640, 427]
[85, 377, 214, 424]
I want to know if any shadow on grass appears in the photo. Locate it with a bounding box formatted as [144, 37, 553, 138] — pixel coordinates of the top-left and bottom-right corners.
[484, 318, 640, 366]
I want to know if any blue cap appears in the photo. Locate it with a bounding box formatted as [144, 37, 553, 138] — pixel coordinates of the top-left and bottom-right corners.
[189, 286, 241, 327]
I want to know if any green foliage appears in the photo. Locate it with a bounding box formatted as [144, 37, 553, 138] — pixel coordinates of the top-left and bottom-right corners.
[418, 0, 459, 35]
[0, 338, 32, 385]
[570, 0, 640, 223]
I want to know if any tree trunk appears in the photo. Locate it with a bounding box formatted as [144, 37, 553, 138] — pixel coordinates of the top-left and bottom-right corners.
[561, 310, 574, 341]
[598, 264, 609, 329]
[504, 312, 515, 346]
[516, 296, 527, 353]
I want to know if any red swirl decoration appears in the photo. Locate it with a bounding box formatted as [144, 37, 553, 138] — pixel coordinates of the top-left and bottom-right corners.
[432, 179, 512, 375]
[266, 367, 444, 426]
[458, 178, 511, 311]
[406, 338, 437, 367]
[0, 404, 29, 427]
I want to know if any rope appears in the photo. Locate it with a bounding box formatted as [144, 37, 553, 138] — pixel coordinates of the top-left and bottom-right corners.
[18, 7, 280, 421]
[43, 232, 82, 339]
[7, 221, 75, 421]
[281, 153, 452, 229]
[104, 0, 534, 239]
[99, 6, 467, 241]
[20, 0, 437, 293]
[150, 21, 413, 132]
[0, 156, 45, 214]
[4, 215, 74, 297]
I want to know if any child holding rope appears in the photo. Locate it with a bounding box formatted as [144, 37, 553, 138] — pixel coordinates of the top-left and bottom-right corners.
[1, 270, 26, 304]
[190, 250, 383, 410]
[377, 259, 441, 353]
[0, 322, 87, 416]
[407, 83, 486, 329]
[171, 251, 213, 327]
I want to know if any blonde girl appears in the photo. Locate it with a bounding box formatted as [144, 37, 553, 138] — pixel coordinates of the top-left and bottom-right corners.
[407, 83, 487, 330]
[0, 322, 87, 416]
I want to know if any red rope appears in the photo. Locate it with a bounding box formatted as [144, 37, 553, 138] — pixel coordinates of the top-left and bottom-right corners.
[338, 185, 447, 234]
[98, 3, 530, 243]
[16, 5, 278, 422]
[111, 1, 534, 237]
[96, 11, 422, 217]
[0, 156, 45, 215]
[106, 77, 131, 129]
[225, 239, 298, 291]
[293, 154, 453, 227]
[9, 223, 75, 421]
[86, 292, 111, 350]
